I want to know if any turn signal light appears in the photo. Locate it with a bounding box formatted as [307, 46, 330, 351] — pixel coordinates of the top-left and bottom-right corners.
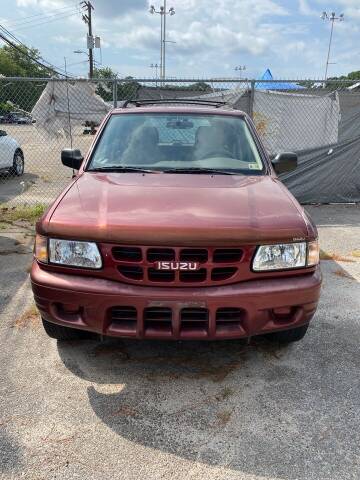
[307, 240, 320, 266]
[34, 234, 48, 263]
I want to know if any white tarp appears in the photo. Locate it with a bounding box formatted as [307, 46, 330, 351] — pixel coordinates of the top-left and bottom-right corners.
[31, 80, 111, 138]
[253, 90, 340, 153]
[186, 87, 340, 153]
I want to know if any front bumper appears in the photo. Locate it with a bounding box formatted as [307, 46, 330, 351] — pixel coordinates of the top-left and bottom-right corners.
[31, 262, 322, 340]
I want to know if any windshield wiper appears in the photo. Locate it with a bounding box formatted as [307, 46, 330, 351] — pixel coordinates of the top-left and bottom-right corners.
[162, 167, 235, 175]
[88, 166, 159, 173]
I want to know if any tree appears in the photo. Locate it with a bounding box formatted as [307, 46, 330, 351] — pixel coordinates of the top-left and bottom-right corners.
[118, 76, 141, 101]
[325, 70, 360, 89]
[93, 66, 116, 102]
[93, 68, 141, 102]
[0, 44, 54, 112]
[189, 81, 212, 92]
[0, 44, 54, 77]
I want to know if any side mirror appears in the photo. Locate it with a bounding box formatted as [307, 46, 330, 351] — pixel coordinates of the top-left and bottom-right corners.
[272, 152, 297, 174]
[61, 148, 84, 170]
[0, 130, 7, 137]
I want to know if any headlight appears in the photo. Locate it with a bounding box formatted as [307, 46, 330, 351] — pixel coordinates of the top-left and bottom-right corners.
[48, 238, 102, 269]
[253, 242, 307, 271]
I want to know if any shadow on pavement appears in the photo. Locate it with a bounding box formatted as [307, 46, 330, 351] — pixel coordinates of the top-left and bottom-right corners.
[0, 173, 38, 203]
[0, 429, 23, 475]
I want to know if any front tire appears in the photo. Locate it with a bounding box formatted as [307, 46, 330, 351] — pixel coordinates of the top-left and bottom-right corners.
[10, 150, 24, 176]
[42, 318, 86, 341]
[266, 324, 309, 343]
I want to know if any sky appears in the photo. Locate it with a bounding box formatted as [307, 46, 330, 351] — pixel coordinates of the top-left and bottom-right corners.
[0, 0, 359, 80]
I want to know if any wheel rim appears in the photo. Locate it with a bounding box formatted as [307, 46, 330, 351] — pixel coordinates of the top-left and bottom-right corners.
[14, 154, 24, 175]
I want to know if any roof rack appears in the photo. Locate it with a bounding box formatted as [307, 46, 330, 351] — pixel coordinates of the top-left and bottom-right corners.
[121, 98, 228, 108]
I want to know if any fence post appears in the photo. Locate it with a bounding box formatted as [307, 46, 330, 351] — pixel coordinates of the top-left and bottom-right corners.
[249, 80, 255, 119]
[113, 78, 118, 108]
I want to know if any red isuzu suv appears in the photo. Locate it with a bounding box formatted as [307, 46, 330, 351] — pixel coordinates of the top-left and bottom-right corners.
[31, 100, 321, 344]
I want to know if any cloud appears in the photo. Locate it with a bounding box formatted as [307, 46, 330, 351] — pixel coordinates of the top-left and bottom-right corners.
[8, 0, 360, 79]
[52, 35, 71, 44]
[92, 0, 147, 18]
[108, 0, 288, 58]
[298, 0, 318, 16]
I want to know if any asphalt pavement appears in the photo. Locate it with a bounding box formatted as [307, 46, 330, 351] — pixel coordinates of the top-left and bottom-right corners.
[0, 205, 359, 480]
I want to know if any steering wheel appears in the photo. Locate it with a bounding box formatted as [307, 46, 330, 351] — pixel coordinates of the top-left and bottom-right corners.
[199, 149, 233, 159]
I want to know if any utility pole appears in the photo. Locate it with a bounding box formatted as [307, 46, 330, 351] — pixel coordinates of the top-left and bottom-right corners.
[81, 1, 94, 78]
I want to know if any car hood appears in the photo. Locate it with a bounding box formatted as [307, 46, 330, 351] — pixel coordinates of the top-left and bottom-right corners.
[46, 172, 313, 245]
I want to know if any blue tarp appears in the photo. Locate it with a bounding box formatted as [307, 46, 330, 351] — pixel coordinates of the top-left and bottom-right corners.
[255, 69, 305, 90]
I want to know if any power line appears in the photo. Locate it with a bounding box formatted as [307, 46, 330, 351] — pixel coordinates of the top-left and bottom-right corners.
[11, 10, 82, 32]
[0, 27, 74, 77]
[5, 4, 79, 27]
[0, 23, 80, 77]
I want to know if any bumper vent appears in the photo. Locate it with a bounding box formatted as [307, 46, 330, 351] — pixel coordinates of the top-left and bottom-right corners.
[180, 308, 208, 337]
[107, 306, 248, 338]
[110, 306, 137, 335]
[216, 307, 245, 335]
[144, 307, 173, 336]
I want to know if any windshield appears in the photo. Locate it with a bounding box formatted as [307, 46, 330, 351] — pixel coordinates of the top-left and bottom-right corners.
[88, 113, 264, 174]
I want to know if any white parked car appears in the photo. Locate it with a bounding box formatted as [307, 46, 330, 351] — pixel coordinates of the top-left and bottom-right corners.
[0, 129, 24, 176]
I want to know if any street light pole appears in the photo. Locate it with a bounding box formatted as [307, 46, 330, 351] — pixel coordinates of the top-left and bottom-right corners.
[150, 63, 159, 86]
[160, 7, 164, 78]
[163, 0, 167, 79]
[149, 2, 175, 80]
[234, 65, 246, 79]
[321, 11, 344, 81]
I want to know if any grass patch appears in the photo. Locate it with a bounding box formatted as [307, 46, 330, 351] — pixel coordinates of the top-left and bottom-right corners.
[216, 410, 232, 426]
[13, 304, 40, 329]
[0, 204, 46, 224]
[320, 250, 355, 263]
[216, 386, 235, 401]
[332, 269, 355, 280]
[351, 250, 360, 258]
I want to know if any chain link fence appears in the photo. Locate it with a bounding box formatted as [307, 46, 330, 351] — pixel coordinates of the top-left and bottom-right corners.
[0, 77, 359, 206]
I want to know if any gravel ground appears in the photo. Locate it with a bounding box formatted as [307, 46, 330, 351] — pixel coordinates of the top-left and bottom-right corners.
[0, 205, 359, 480]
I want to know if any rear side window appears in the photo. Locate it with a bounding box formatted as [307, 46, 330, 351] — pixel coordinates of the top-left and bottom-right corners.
[88, 113, 264, 174]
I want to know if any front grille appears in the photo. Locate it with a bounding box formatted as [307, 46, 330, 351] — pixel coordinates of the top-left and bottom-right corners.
[113, 245, 244, 286]
[179, 269, 207, 283]
[148, 268, 175, 282]
[213, 248, 242, 263]
[147, 248, 175, 262]
[180, 249, 208, 263]
[118, 265, 143, 280]
[113, 246, 142, 262]
[211, 267, 237, 281]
